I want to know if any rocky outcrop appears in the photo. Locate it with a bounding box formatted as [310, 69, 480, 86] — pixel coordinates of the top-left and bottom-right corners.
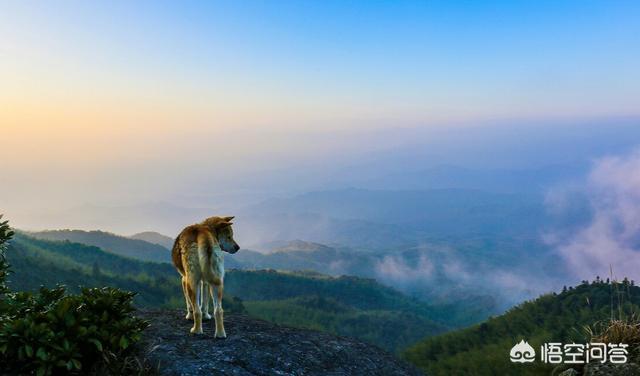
[137, 310, 423, 376]
[558, 362, 640, 376]
[584, 362, 640, 375]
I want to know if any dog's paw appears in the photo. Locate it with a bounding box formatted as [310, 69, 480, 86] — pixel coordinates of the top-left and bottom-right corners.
[190, 327, 203, 335]
[185, 312, 193, 320]
[214, 330, 227, 339]
[203, 313, 212, 320]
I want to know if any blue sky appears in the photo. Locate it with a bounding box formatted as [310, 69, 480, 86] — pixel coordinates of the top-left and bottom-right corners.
[1, 0, 639, 219]
[3, 0, 638, 128]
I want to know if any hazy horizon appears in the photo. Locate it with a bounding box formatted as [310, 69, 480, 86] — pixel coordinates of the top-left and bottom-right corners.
[4, 117, 640, 233]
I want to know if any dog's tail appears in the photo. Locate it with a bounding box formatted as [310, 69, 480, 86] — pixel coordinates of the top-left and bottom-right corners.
[196, 227, 216, 276]
[171, 235, 184, 275]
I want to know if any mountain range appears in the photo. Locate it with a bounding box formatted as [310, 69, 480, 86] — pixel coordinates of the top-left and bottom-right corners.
[24, 227, 557, 317]
[7, 228, 635, 374]
[5, 233, 454, 352]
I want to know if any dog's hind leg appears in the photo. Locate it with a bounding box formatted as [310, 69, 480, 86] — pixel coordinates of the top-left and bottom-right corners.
[181, 277, 193, 320]
[211, 283, 226, 338]
[201, 281, 212, 320]
[186, 277, 203, 334]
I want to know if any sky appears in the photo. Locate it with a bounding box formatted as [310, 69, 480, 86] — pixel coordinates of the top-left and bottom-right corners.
[1, 1, 640, 229]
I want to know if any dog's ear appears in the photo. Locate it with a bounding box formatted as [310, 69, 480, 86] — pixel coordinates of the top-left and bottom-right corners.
[216, 221, 233, 229]
[223, 216, 235, 222]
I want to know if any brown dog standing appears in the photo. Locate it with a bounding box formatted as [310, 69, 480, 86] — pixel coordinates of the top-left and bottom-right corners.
[172, 216, 239, 336]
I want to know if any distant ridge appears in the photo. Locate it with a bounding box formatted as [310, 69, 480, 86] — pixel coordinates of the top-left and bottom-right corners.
[129, 231, 174, 250]
[261, 239, 333, 254]
[25, 229, 170, 263]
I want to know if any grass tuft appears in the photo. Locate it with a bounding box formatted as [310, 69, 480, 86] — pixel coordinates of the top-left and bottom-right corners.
[586, 315, 640, 361]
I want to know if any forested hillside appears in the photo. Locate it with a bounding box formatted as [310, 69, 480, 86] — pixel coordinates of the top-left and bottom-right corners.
[403, 280, 640, 375]
[5, 234, 448, 352]
[26, 229, 171, 263]
[7, 233, 194, 307]
[226, 270, 450, 351]
[20, 228, 501, 323]
[24, 228, 520, 327]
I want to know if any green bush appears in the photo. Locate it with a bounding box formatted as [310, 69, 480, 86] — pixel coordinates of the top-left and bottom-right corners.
[0, 215, 149, 375]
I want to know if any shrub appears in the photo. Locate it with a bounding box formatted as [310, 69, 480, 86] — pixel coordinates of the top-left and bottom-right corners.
[0, 215, 149, 375]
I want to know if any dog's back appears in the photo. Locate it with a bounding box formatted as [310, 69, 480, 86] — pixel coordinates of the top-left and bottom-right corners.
[172, 224, 215, 278]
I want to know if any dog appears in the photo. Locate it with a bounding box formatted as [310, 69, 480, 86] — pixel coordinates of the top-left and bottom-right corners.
[171, 216, 240, 336]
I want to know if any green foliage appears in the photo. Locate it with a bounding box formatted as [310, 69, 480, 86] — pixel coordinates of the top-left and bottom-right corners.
[0, 286, 148, 375]
[403, 279, 640, 375]
[0, 215, 149, 375]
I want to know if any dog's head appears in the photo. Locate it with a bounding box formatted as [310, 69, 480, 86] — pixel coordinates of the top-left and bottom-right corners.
[202, 216, 240, 254]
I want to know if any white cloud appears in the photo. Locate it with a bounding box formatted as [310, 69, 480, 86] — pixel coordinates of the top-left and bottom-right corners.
[374, 254, 435, 283]
[552, 149, 640, 280]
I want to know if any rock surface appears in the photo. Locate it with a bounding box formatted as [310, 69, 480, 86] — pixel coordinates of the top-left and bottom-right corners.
[558, 362, 640, 376]
[137, 309, 423, 376]
[584, 362, 640, 375]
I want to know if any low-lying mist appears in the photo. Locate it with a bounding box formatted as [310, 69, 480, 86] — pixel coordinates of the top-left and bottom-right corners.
[547, 148, 640, 283]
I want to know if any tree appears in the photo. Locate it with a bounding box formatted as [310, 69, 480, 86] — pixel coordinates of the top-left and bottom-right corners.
[0, 214, 15, 296]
